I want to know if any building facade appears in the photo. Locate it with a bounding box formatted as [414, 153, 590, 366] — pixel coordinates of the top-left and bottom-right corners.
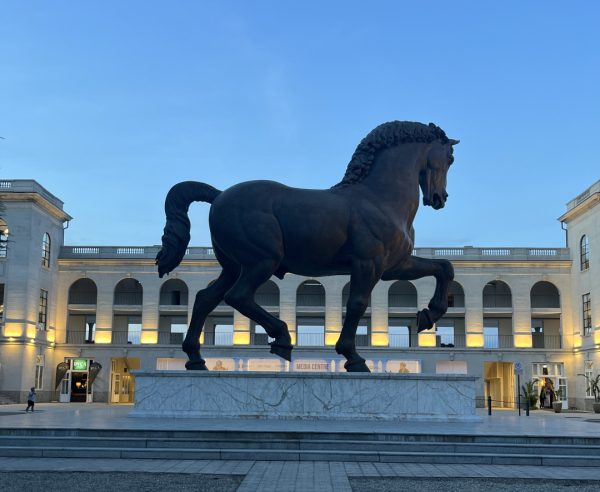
[0, 179, 598, 410]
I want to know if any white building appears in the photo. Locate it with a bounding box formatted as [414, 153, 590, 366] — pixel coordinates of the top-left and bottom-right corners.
[0, 179, 598, 410]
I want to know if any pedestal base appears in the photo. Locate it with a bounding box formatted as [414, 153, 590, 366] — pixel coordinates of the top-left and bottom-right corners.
[130, 371, 479, 422]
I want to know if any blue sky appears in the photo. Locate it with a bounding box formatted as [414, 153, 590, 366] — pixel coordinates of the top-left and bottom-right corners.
[1, 1, 598, 247]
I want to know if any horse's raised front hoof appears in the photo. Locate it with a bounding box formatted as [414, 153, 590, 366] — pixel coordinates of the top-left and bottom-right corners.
[269, 341, 293, 362]
[344, 359, 371, 373]
[416, 309, 434, 332]
[185, 360, 208, 370]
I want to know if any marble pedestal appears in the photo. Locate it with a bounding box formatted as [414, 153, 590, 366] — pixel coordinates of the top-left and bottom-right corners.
[130, 371, 480, 422]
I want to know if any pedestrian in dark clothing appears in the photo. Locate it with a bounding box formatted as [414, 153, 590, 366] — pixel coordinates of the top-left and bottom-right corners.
[25, 387, 36, 412]
[539, 387, 546, 409]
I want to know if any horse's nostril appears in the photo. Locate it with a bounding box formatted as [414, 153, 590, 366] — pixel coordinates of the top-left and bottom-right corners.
[443, 192, 449, 200]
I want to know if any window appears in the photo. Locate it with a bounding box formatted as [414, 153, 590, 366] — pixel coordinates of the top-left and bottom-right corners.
[170, 322, 187, 344]
[297, 325, 324, 346]
[356, 325, 369, 347]
[214, 325, 234, 345]
[42, 233, 51, 268]
[483, 323, 499, 348]
[38, 289, 48, 330]
[585, 361, 594, 398]
[0, 283, 4, 323]
[583, 293, 592, 336]
[85, 317, 96, 343]
[127, 318, 141, 344]
[531, 319, 544, 348]
[254, 325, 274, 345]
[436, 321, 455, 347]
[0, 224, 7, 258]
[35, 355, 44, 390]
[580, 235, 590, 271]
[389, 325, 410, 347]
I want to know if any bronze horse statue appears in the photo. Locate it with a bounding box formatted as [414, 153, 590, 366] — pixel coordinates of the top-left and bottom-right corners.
[156, 121, 459, 372]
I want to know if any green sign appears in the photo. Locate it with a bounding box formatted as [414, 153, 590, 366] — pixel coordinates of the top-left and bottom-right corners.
[72, 359, 88, 371]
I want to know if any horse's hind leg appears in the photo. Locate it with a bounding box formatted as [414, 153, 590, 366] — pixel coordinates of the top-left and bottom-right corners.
[183, 268, 238, 370]
[224, 260, 293, 362]
[336, 260, 381, 372]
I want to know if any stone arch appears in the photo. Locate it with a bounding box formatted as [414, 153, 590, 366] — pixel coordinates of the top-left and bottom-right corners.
[68, 278, 98, 304]
[447, 280, 465, 308]
[388, 281, 417, 308]
[483, 280, 512, 308]
[114, 278, 143, 305]
[296, 280, 325, 307]
[530, 281, 560, 309]
[255, 280, 280, 307]
[160, 278, 189, 305]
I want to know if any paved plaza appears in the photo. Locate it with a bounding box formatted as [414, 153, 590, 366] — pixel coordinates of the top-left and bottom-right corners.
[1, 404, 600, 490]
[1, 402, 600, 437]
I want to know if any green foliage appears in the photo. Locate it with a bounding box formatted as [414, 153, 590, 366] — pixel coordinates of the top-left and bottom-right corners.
[578, 373, 600, 403]
[521, 378, 539, 409]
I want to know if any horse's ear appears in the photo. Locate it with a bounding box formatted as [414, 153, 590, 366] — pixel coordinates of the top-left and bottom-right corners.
[448, 139, 460, 146]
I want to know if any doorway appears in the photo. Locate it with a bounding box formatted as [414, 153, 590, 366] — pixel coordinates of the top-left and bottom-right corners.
[110, 357, 140, 404]
[484, 362, 515, 408]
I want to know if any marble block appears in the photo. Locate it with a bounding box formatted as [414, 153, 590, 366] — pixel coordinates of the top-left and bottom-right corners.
[130, 372, 480, 422]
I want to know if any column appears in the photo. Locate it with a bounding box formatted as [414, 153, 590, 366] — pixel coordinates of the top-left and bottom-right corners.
[279, 279, 297, 345]
[94, 280, 114, 344]
[233, 310, 250, 345]
[416, 278, 436, 347]
[512, 281, 532, 348]
[464, 278, 484, 348]
[324, 277, 344, 346]
[141, 281, 160, 344]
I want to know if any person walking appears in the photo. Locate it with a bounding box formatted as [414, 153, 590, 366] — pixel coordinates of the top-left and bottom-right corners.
[25, 387, 36, 412]
[539, 387, 546, 409]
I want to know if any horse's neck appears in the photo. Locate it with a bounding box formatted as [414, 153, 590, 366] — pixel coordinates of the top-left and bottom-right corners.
[361, 144, 425, 209]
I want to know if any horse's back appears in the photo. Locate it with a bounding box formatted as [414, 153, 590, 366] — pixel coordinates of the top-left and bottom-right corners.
[209, 180, 352, 271]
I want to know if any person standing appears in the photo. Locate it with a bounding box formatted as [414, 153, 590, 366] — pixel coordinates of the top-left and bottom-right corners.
[25, 387, 36, 412]
[539, 387, 546, 409]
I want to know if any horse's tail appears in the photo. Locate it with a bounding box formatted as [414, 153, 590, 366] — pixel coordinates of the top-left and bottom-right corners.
[156, 181, 222, 277]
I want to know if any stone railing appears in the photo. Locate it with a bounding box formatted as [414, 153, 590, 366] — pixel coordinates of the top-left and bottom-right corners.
[60, 245, 215, 259]
[566, 179, 600, 210]
[0, 179, 66, 210]
[60, 245, 569, 261]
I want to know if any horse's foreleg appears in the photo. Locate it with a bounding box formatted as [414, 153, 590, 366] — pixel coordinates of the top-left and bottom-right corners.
[382, 255, 454, 332]
[336, 260, 381, 372]
[224, 260, 293, 362]
[183, 269, 238, 370]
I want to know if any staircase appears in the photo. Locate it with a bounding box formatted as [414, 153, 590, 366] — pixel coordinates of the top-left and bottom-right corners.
[0, 428, 598, 466]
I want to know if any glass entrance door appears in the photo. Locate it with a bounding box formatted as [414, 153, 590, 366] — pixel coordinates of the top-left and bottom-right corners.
[59, 371, 71, 403]
[70, 372, 88, 402]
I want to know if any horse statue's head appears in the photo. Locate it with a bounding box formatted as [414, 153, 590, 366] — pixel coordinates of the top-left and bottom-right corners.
[420, 132, 459, 210]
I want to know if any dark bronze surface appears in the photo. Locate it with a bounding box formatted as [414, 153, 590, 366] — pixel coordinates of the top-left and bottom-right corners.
[156, 121, 459, 372]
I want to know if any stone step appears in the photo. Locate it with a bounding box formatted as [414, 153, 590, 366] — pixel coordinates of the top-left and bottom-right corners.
[0, 445, 596, 466]
[1, 435, 600, 457]
[2, 427, 600, 446]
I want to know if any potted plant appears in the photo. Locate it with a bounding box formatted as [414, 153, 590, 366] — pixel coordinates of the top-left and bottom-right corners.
[521, 379, 538, 410]
[553, 389, 563, 413]
[578, 374, 600, 413]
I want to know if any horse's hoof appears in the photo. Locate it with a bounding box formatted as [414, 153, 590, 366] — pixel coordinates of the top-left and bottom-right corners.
[344, 359, 370, 372]
[269, 341, 293, 362]
[416, 309, 434, 332]
[185, 360, 208, 370]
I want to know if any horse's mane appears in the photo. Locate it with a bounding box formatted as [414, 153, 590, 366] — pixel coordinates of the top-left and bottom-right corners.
[332, 121, 449, 188]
